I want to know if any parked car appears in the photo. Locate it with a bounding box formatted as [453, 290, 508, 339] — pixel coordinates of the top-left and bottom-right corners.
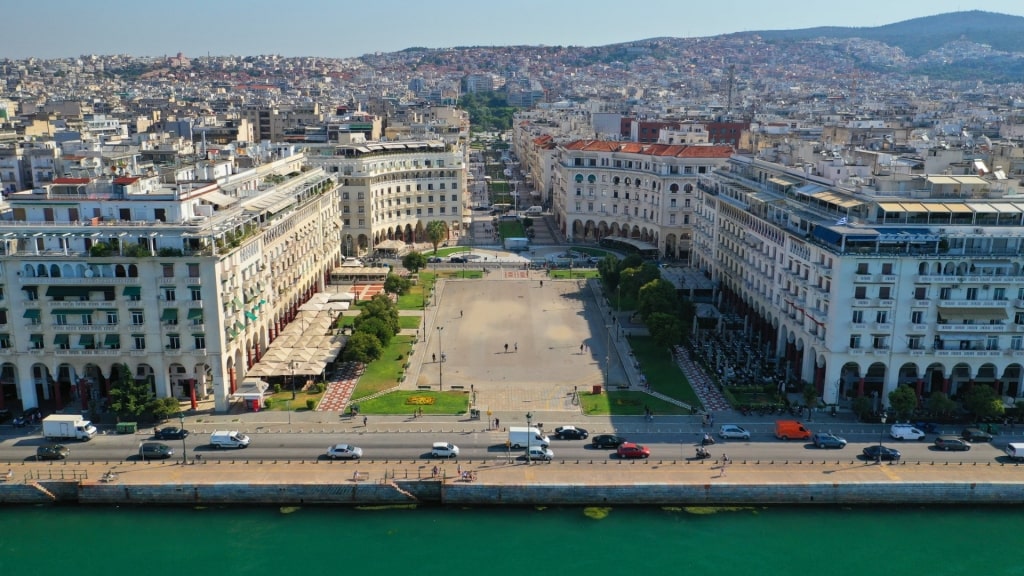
[524, 446, 554, 461]
[889, 424, 926, 440]
[139, 442, 173, 459]
[591, 434, 627, 449]
[718, 424, 751, 440]
[616, 442, 651, 459]
[427, 256, 442, 263]
[934, 436, 971, 451]
[812, 432, 848, 449]
[862, 445, 901, 461]
[961, 427, 993, 442]
[449, 256, 467, 263]
[37, 444, 70, 461]
[154, 427, 189, 440]
[430, 442, 460, 458]
[326, 444, 363, 460]
[553, 425, 589, 440]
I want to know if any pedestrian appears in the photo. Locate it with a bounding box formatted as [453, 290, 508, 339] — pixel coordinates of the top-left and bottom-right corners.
[580, 343, 584, 354]
[495, 418, 500, 429]
[504, 343, 509, 353]
[514, 342, 518, 352]
[720, 454, 728, 477]
[460, 310, 464, 318]
[540, 280, 543, 287]
[432, 353, 436, 363]
[362, 416, 367, 427]
[457, 463, 462, 476]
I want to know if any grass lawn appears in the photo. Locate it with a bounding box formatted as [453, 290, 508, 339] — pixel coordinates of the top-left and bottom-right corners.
[337, 314, 357, 328]
[396, 273, 435, 310]
[352, 335, 414, 398]
[579, 390, 691, 416]
[489, 182, 511, 193]
[437, 269, 484, 279]
[549, 269, 600, 279]
[499, 219, 526, 238]
[355, 390, 470, 415]
[629, 335, 703, 409]
[263, 390, 324, 411]
[399, 315, 421, 330]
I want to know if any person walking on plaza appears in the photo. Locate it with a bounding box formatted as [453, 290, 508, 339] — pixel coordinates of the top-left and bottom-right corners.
[363, 416, 367, 427]
[504, 343, 509, 353]
[514, 342, 518, 352]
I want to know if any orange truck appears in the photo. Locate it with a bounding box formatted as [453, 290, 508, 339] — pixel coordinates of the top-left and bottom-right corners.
[774, 420, 812, 440]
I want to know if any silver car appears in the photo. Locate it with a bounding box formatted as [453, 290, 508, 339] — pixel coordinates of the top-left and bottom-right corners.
[326, 444, 363, 460]
[430, 442, 460, 458]
[718, 424, 751, 440]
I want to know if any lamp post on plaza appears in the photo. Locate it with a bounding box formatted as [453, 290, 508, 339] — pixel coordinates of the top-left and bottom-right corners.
[179, 412, 187, 464]
[526, 411, 533, 465]
[437, 326, 444, 391]
[290, 360, 297, 400]
[877, 410, 887, 464]
[605, 325, 613, 389]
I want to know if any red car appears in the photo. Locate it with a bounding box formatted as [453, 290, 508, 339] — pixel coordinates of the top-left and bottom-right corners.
[616, 442, 650, 459]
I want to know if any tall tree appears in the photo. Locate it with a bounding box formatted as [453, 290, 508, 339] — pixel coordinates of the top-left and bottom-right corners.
[963, 384, 1004, 421]
[108, 363, 153, 421]
[425, 221, 448, 254]
[637, 279, 679, 323]
[887, 385, 918, 420]
[402, 251, 427, 273]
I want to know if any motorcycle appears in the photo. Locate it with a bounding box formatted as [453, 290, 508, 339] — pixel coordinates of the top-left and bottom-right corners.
[701, 434, 716, 446]
[695, 447, 712, 459]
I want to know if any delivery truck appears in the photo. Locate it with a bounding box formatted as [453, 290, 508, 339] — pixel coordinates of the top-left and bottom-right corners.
[42, 414, 97, 441]
[504, 237, 529, 251]
[1005, 443, 1024, 462]
[210, 430, 250, 449]
[508, 426, 550, 449]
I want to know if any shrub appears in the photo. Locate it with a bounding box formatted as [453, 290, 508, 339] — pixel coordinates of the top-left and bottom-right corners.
[264, 398, 274, 409]
[306, 399, 316, 410]
[314, 382, 326, 394]
[273, 383, 282, 394]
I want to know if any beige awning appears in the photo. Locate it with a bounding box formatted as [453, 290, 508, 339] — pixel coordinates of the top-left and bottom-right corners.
[201, 191, 237, 207]
[878, 202, 906, 212]
[991, 203, 1021, 214]
[944, 203, 973, 213]
[921, 203, 950, 213]
[899, 202, 927, 212]
[969, 203, 998, 213]
[938, 307, 1009, 321]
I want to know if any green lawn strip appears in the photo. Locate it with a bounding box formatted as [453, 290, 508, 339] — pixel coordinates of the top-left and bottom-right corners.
[337, 314, 357, 328]
[629, 335, 703, 409]
[352, 335, 414, 397]
[436, 269, 483, 279]
[399, 315, 421, 329]
[499, 220, 525, 238]
[549, 269, 600, 279]
[355, 390, 470, 415]
[579, 391, 690, 416]
[262, 390, 324, 411]
[489, 182, 511, 193]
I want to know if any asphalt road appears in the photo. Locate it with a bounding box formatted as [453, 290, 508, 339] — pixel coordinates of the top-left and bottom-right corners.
[0, 428, 1007, 464]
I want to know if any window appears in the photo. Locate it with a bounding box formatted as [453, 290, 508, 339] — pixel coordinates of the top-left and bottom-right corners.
[882, 263, 893, 274]
[875, 311, 888, 324]
[872, 335, 888, 349]
[162, 264, 174, 278]
[194, 335, 206, 350]
[163, 288, 176, 302]
[1012, 336, 1023, 351]
[133, 335, 146, 350]
[187, 263, 200, 278]
[914, 287, 927, 299]
[911, 311, 924, 324]
[131, 310, 145, 325]
[852, 310, 863, 324]
[966, 288, 978, 301]
[106, 311, 118, 325]
[0, 334, 9, 349]
[55, 313, 67, 326]
[81, 313, 92, 326]
[1016, 312, 1024, 325]
[167, 335, 180, 350]
[940, 287, 952, 300]
[994, 287, 1006, 300]
[849, 335, 861, 349]
[191, 287, 202, 301]
[856, 263, 869, 274]
[854, 286, 867, 299]
[907, 336, 922, 350]
[878, 287, 891, 299]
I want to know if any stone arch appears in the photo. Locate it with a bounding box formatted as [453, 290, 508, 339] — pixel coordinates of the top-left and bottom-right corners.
[865, 361, 888, 407]
[1001, 363, 1023, 397]
[168, 362, 189, 399]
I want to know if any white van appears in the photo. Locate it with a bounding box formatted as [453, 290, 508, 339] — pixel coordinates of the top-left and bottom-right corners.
[508, 426, 550, 449]
[1005, 443, 1024, 461]
[524, 206, 543, 215]
[210, 430, 250, 449]
[889, 424, 926, 440]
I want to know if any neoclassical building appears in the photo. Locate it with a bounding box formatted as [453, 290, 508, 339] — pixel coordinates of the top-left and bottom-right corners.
[552, 140, 734, 260]
[693, 153, 1024, 407]
[0, 151, 344, 413]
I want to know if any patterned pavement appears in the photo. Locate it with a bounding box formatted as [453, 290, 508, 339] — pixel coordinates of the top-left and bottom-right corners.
[316, 362, 364, 412]
[674, 346, 732, 413]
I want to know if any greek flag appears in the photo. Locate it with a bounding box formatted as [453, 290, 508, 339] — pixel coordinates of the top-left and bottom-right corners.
[835, 216, 848, 225]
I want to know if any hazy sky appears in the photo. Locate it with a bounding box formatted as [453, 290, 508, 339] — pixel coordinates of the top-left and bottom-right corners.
[8, 0, 1024, 60]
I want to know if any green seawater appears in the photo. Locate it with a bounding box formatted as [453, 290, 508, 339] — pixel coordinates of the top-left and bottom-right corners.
[0, 505, 1018, 575]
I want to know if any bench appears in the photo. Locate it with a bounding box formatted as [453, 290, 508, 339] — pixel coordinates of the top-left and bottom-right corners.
[417, 385, 433, 390]
[351, 471, 369, 482]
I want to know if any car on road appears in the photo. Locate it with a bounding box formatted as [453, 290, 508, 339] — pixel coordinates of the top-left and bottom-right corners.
[449, 256, 467, 263]
[961, 427, 993, 442]
[889, 424, 926, 440]
[37, 444, 69, 461]
[862, 445, 901, 461]
[430, 442, 460, 458]
[154, 427, 189, 440]
[139, 442, 173, 459]
[591, 434, 627, 449]
[616, 442, 650, 459]
[812, 432, 848, 449]
[326, 444, 363, 460]
[427, 256, 442, 263]
[718, 424, 751, 440]
[553, 425, 589, 440]
[524, 446, 554, 461]
[933, 436, 971, 451]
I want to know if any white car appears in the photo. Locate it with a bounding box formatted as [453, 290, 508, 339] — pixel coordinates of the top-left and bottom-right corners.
[524, 446, 554, 461]
[718, 424, 751, 440]
[431, 442, 460, 458]
[889, 424, 926, 440]
[326, 444, 363, 460]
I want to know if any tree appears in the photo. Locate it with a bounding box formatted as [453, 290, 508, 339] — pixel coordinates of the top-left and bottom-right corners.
[887, 385, 919, 420]
[342, 331, 383, 363]
[355, 316, 395, 348]
[148, 397, 181, 422]
[356, 293, 400, 335]
[646, 312, 682, 350]
[852, 396, 873, 421]
[963, 384, 1004, 421]
[425, 220, 448, 254]
[802, 384, 819, 411]
[926, 391, 957, 419]
[384, 274, 412, 296]
[619, 262, 660, 304]
[108, 363, 153, 421]
[637, 279, 678, 323]
[402, 251, 427, 273]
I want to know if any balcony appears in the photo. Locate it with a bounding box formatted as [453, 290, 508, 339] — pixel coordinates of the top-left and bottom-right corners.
[52, 323, 120, 332]
[913, 300, 931, 307]
[880, 275, 897, 283]
[936, 324, 1007, 333]
[935, 349, 1003, 357]
[849, 349, 866, 355]
[918, 275, 1024, 284]
[911, 324, 929, 332]
[188, 300, 204, 309]
[939, 300, 1008, 307]
[852, 299, 872, 307]
[19, 276, 141, 285]
[874, 323, 893, 331]
[878, 299, 895, 307]
[855, 275, 873, 282]
[53, 348, 122, 356]
[45, 299, 112, 308]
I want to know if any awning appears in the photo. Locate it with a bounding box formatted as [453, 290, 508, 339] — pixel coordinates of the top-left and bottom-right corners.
[46, 286, 90, 298]
[123, 286, 141, 296]
[29, 334, 43, 343]
[232, 297, 243, 308]
[23, 309, 40, 319]
[944, 203, 973, 213]
[938, 307, 1009, 321]
[245, 311, 258, 322]
[79, 334, 95, 346]
[234, 321, 245, 331]
[54, 334, 69, 345]
[992, 203, 1021, 213]
[899, 202, 927, 212]
[921, 203, 950, 213]
[878, 202, 906, 212]
[231, 378, 269, 401]
[104, 334, 120, 346]
[187, 309, 204, 320]
[969, 203, 998, 213]
[768, 176, 796, 187]
[201, 191, 238, 207]
[161, 308, 179, 322]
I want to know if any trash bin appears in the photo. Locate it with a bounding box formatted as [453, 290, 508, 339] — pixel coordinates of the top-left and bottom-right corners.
[470, 409, 480, 420]
[592, 385, 603, 395]
[116, 422, 137, 434]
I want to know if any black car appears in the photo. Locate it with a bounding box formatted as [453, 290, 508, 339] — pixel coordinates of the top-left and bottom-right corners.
[154, 427, 190, 440]
[591, 434, 627, 449]
[862, 445, 901, 461]
[139, 442, 173, 459]
[37, 444, 70, 461]
[934, 436, 971, 451]
[427, 256, 442, 263]
[961, 427, 993, 442]
[449, 256, 467, 263]
[553, 426, 589, 440]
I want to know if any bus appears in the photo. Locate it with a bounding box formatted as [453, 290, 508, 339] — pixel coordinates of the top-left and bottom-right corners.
[599, 237, 660, 260]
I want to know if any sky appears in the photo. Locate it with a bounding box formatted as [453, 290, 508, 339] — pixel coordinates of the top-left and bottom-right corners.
[7, 0, 1024, 60]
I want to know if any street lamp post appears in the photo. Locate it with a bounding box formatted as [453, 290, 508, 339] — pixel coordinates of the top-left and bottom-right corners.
[290, 361, 297, 400]
[605, 324, 612, 389]
[437, 326, 444, 391]
[526, 411, 533, 465]
[179, 412, 187, 465]
[878, 411, 887, 464]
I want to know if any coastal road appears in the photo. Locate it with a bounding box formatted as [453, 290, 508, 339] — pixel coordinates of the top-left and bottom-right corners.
[0, 429, 1008, 464]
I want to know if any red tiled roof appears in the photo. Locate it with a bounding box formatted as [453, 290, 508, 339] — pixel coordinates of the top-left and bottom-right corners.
[113, 177, 140, 184]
